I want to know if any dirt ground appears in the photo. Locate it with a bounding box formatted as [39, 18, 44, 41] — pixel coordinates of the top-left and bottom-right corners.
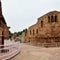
[11, 43, 60, 60]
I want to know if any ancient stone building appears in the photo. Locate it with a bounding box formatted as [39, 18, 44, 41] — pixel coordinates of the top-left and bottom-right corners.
[25, 11, 60, 44]
[21, 32, 26, 43]
[0, 0, 9, 45]
[12, 32, 17, 40]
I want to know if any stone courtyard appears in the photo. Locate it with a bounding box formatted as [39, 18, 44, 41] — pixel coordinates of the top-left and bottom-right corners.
[11, 43, 60, 60]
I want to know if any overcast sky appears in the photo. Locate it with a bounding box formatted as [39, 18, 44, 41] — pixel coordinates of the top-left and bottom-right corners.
[1, 0, 60, 33]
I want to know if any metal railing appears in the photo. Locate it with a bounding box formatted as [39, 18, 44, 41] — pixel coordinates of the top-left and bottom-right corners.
[0, 42, 20, 60]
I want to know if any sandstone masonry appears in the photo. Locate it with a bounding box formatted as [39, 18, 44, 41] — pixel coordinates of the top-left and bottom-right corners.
[21, 11, 60, 45]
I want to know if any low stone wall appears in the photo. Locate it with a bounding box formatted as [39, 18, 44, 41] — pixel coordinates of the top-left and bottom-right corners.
[29, 42, 60, 47]
[28, 37, 60, 47]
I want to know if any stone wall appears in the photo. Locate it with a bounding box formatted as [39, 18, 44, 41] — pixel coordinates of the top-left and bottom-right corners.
[0, 1, 9, 45]
[26, 11, 60, 44]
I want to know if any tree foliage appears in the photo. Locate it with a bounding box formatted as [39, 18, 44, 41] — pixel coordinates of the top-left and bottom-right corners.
[9, 31, 13, 38]
[9, 28, 27, 37]
[17, 28, 27, 37]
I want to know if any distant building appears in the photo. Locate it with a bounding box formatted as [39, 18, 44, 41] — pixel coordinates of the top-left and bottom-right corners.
[22, 11, 60, 44]
[21, 32, 27, 43]
[12, 32, 17, 40]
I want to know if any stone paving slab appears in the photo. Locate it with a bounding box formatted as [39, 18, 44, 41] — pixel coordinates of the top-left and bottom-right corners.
[11, 43, 60, 60]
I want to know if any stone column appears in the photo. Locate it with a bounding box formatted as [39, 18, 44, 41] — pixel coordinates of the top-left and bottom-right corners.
[0, 35, 2, 48]
[0, 27, 3, 48]
[0, 30, 2, 43]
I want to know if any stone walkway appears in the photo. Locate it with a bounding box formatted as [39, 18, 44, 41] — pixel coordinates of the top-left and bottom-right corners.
[11, 43, 60, 60]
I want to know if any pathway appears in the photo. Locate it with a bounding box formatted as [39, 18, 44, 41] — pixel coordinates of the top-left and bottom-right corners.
[11, 43, 60, 60]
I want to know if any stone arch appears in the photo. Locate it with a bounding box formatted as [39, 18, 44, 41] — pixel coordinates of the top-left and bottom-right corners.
[41, 20, 43, 27]
[30, 30, 31, 35]
[51, 15, 54, 22]
[48, 16, 50, 23]
[36, 29, 38, 34]
[55, 15, 57, 22]
[33, 29, 35, 35]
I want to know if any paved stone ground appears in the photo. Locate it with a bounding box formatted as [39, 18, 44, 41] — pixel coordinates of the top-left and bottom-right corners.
[11, 43, 60, 60]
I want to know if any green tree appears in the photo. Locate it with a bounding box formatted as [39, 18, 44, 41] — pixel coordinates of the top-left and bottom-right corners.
[17, 28, 27, 37]
[9, 31, 13, 38]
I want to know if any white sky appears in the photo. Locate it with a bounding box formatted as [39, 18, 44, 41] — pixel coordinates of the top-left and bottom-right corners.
[1, 0, 60, 33]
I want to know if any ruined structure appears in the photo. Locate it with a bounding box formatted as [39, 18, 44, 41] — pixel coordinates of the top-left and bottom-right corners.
[21, 32, 27, 43]
[22, 11, 60, 45]
[0, 0, 9, 45]
[12, 32, 17, 40]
